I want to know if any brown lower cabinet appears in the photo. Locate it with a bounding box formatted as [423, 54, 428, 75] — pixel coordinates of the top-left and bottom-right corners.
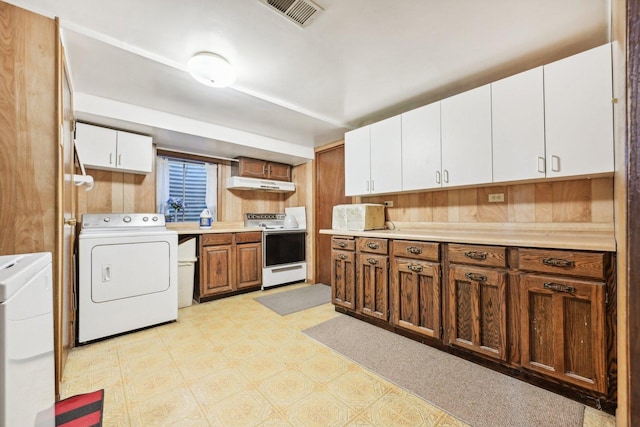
[197, 232, 262, 300]
[331, 236, 357, 310]
[356, 238, 389, 321]
[328, 234, 616, 409]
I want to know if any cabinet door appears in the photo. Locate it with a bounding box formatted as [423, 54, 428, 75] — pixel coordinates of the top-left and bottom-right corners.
[544, 43, 614, 177]
[492, 67, 546, 182]
[448, 265, 507, 360]
[520, 274, 606, 393]
[441, 85, 493, 187]
[344, 126, 371, 196]
[401, 103, 442, 191]
[236, 242, 262, 289]
[357, 253, 389, 320]
[331, 250, 356, 310]
[370, 116, 402, 194]
[201, 245, 234, 296]
[74, 123, 117, 170]
[392, 258, 441, 339]
[267, 162, 291, 181]
[116, 131, 153, 174]
[238, 157, 269, 179]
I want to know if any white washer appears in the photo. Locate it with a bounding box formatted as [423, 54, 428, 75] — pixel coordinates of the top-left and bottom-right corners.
[78, 213, 178, 344]
[0, 252, 55, 427]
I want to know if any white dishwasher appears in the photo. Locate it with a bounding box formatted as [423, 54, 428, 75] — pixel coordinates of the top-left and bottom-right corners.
[78, 213, 178, 343]
[0, 252, 55, 427]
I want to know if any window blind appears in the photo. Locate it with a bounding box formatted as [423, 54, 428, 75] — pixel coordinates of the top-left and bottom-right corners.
[167, 159, 208, 222]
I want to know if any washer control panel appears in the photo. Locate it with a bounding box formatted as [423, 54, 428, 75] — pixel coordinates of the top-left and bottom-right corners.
[81, 213, 165, 230]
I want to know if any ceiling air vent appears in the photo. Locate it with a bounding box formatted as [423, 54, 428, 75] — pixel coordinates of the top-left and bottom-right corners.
[260, 0, 323, 28]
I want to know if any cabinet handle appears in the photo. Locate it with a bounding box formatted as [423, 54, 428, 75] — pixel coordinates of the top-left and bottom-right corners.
[268, 164, 272, 175]
[118, 154, 122, 166]
[366, 180, 370, 192]
[537, 157, 546, 174]
[371, 180, 375, 192]
[406, 246, 422, 255]
[338, 254, 347, 260]
[443, 169, 449, 183]
[338, 241, 347, 248]
[109, 153, 113, 165]
[367, 258, 379, 265]
[464, 251, 487, 261]
[408, 264, 423, 273]
[551, 155, 560, 172]
[366, 242, 380, 250]
[436, 170, 441, 184]
[544, 282, 575, 293]
[263, 164, 267, 174]
[465, 272, 487, 282]
[542, 258, 575, 268]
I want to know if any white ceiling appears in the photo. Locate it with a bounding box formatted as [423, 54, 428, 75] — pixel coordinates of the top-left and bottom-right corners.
[8, 0, 609, 165]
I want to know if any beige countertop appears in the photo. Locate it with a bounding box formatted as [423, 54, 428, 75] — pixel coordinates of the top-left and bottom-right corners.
[167, 221, 262, 235]
[320, 222, 616, 251]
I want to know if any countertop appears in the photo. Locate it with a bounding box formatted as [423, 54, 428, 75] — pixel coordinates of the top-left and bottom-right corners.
[167, 222, 262, 235]
[320, 222, 616, 251]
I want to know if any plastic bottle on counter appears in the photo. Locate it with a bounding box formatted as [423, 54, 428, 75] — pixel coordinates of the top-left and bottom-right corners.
[199, 208, 212, 229]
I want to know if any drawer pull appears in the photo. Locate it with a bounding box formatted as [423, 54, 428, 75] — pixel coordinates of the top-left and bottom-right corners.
[367, 258, 379, 265]
[408, 264, 423, 273]
[544, 282, 575, 293]
[366, 242, 380, 250]
[338, 254, 347, 260]
[464, 251, 487, 261]
[542, 258, 575, 268]
[465, 272, 487, 282]
[338, 241, 347, 248]
[407, 246, 423, 255]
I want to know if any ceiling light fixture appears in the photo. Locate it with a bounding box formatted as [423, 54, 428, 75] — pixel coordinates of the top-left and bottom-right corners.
[187, 52, 236, 88]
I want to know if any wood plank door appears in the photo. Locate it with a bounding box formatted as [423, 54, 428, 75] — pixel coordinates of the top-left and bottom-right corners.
[315, 143, 349, 285]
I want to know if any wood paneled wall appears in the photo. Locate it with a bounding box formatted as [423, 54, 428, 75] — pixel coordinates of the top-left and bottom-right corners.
[361, 177, 613, 224]
[76, 169, 156, 215]
[286, 161, 314, 282]
[0, 3, 57, 255]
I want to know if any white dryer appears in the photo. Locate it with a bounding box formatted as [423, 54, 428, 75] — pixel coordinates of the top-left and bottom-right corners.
[78, 213, 178, 344]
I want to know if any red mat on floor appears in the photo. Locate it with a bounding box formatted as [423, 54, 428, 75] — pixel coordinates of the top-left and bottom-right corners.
[55, 389, 104, 427]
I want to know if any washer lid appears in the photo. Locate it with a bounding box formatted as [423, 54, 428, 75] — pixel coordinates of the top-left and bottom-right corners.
[0, 252, 51, 302]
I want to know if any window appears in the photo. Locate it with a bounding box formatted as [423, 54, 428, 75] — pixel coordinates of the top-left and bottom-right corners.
[157, 156, 217, 222]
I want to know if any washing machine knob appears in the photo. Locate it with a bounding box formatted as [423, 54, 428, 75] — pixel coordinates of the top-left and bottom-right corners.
[123, 216, 132, 223]
[152, 216, 159, 221]
[142, 217, 149, 222]
[103, 217, 110, 222]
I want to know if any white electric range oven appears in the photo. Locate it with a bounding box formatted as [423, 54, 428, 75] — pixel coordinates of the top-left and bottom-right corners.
[245, 213, 307, 289]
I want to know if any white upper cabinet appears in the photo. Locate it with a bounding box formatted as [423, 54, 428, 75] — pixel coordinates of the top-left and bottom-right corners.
[344, 125, 371, 196]
[543, 43, 614, 177]
[344, 116, 402, 196]
[441, 84, 493, 187]
[75, 122, 153, 174]
[401, 102, 442, 191]
[370, 116, 402, 194]
[491, 67, 546, 182]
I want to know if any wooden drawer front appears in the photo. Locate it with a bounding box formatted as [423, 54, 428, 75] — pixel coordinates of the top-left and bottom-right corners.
[517, 248, 606, 280]
[448, 244, 506, 268]
[201, 233, 233, 246]
[235, 231, 262, 244]
[357, 238, 388, 255]
[392, 240, 439, 261]
[332, 237, 355, 251]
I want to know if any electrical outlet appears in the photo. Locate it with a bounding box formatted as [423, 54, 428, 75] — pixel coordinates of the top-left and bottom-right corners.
[488, 193, 504, 203]
[383, 201, 394, 207]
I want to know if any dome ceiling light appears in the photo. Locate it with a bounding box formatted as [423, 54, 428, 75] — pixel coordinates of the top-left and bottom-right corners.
[187, 52, 236, 88]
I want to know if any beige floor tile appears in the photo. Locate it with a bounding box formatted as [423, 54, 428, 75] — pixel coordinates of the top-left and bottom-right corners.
[238, 353, 289, 382]
[280, 390, 358, 427]
[326, 369, 395, 411]
[257, 370, 316, 409]
[123, 367, 187, 407]
[204, 388, 278, 426]
[363, 392, 451, 427]
[300, 351, 351, 384]
[127, 386, 206, 426]
[583, 406, 615, 427]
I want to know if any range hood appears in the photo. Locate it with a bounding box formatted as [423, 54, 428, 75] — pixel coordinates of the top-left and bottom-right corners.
[226, 176, 295, 192]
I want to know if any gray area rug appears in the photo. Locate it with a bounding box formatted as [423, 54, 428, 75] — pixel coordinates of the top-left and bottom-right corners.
[255, 284, 331, 315]
[303, 315, 585, 427]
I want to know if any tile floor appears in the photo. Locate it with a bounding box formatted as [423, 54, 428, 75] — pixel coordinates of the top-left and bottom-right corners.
[61, 284, 616, 426]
